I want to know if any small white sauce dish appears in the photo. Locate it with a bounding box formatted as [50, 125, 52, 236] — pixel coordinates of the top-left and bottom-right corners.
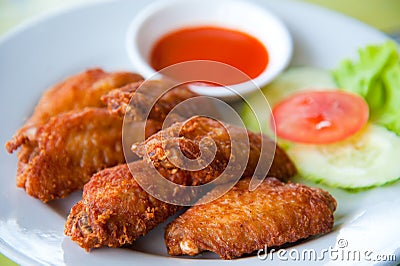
[126, 0, 293, 101]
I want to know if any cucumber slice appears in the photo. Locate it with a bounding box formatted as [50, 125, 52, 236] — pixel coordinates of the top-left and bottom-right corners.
[287, 124, 400, 189]
[241, 67, 336, 142]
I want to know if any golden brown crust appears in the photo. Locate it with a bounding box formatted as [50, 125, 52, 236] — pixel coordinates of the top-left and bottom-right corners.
[64, 117, 298, 250]
[165, 178, 337, 259]
[17, 108, 125, 202]
[64, 163, 181, 250]
[133, 116, 297, 183]
[6, 68, 142, 153]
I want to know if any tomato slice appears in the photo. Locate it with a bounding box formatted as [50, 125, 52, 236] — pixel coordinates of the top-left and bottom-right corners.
[271, 91, 369, 144]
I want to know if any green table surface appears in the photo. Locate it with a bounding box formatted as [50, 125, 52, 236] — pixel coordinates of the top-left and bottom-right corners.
[1, 0, 399, 265]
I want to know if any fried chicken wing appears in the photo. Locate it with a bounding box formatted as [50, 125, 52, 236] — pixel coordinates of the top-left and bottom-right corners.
[16, 108, 126, 202]
[6, 68, 142, 153]
[165, 178, 337, 259]
[64, 163, 181, 250]
[132, 116, 297, 183]
[14, 108, 162, 203]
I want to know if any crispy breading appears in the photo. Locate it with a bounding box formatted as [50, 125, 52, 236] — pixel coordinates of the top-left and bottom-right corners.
[64, 117, 298, 250]
[165, 178, 337, 259]
[6, 68, 142, 153]
[132, 116, 297, 183]
[16, 108, 125, 202]
[64, 162, 181, 250]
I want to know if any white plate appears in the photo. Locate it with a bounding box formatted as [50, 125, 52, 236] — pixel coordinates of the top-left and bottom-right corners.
[0, 0, 399, 265]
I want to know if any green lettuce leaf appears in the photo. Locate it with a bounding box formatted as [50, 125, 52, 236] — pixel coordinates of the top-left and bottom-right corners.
[333, 41, 400, 135]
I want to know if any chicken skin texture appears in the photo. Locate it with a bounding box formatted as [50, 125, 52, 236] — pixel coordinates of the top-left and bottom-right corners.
[16, 108, 125, 202]
[165, 178, 337, 259]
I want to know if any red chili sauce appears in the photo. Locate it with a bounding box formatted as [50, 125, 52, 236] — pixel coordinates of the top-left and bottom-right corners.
[150, 26, 269, 81]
